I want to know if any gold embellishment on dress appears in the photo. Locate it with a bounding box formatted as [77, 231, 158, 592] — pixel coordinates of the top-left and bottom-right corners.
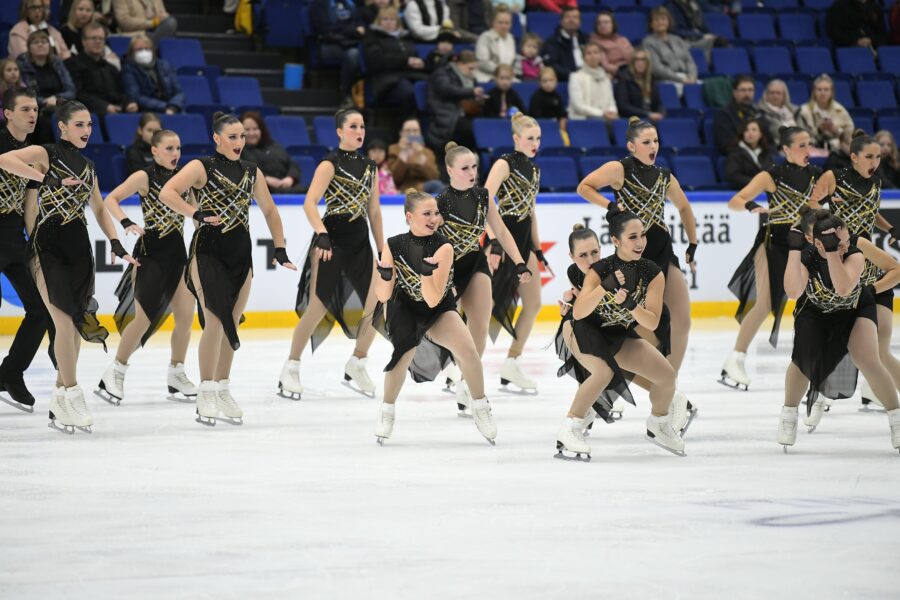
[830, 180, 879, 236]
[35, 160, 95, 227]
[197, 166, 254, 233]
[768, 177, 814, 225]
[806, 276, 860, 312]
[143, 179, 186, 238]
[617, 171, 669, 231]
[861, 259, 882, 287]
[592, 278, 649, 328]
[325, 163, 374, 221]
[0, 170, 27, 216]
[440, 202, 487, 258]
[394, 254, 455, 302]
[498, 163, 539, 221]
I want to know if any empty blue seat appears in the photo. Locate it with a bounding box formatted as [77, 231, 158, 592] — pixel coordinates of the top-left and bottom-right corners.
[473, 119, 513, 150]
[877, 117, 900, 142]
[580, 154, 616, 177]
[568, 119, 611, 149]
[527, 13, 558, 41]
[266, 116, 311, 147]
[83, 144, 125, 190]
[658, 118, 700, 148]
[878, 46, 900, 73]
[736, 14, 776, 42]
[535, 156, 579, 192]
[848, 109, 875, 135]
[752, 46, 793, 76]
[579, 12, 598, 35]
[658, 83, 680, 110]
[689, 47, 709, 76]
[535, 119, 565, 149]
[107, 35, 131, 58]
[290, 155, 317, 189]
[611, 119, 629, 146]
[178, 75, 214, 105]
[313, 116, 339, 148]
[763, 0, 800, 8]
[616, 13, 648, 44]
[217, 76, 263, 108]
[683, 83, 705, 109]
[414, 80, 428, 112]
[786, 79, 810, 104]
[513, 82, 539, 108]
[161, 114, 209, 145]
[264, 0, 305, 47]
[833, 79, 855, 108]
[158, 38, 206, 70]
[673, 155, 719, 189]
[712, 48, 752, 76]
[796, 47, 834, 75]
[415, 44, 435, 59]
[803, 0, 833, 10]
[836, 47, 878, 74]
[105, 114, 143, 146]
[777, 13, 816, 41]
[856, 81, 897, 111]
[703, 12, 733, 40]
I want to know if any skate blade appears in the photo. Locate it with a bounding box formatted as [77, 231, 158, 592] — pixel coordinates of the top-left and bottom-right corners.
[0, 394, 35, 413]
[645, 434, 686, 457]
[166, 393, 196, 403]
[47, 419, 75, 435]
[376, 436, 387, 446]
[342, 379, 375, 398]
[481, 435, 496, 446]
[276, 389, 302, 401]
[457, 411, 473, 419]
[679, 409, 698, 438]
[554, 450, 591, 462]
[806, 425, 818, 433]
[219, 416, 243, 426]
[609, 411, 623, 421]
[717, 376, 749, 391]
[195, 414, 216, 427]
[858, 406, 886, 413]
[497, 383, 538, 396]
[93, 388, 121, 406]
[75, 425, 93, 434]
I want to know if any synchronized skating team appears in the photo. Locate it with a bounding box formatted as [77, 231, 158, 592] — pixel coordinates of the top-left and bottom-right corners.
[0, 89, 898, 459]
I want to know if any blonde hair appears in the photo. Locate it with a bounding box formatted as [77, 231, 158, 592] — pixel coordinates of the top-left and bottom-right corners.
[66, 0, 95, 30]
[875, 130, 900, 170]
[808, 73, 835, 110]
[128, 33, 154, 55]
[511, 112, 539, 136]
[404, 188, 433, 213]
[539, 66, 557, 81]
[521, 32, 542, 51]
[444, 141, 474, 167]
[375, 7, 400, 28]
[629, 49, 652, 100]
[494, 64, 514, 78]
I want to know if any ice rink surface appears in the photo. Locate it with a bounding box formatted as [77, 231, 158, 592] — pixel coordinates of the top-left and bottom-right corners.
[1, 320, 898, 600]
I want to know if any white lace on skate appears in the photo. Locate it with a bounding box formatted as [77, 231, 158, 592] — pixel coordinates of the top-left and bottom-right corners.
[65, 387, 93, 429]
[646, 416, 685, 456]
[345, 357, 376, 396]
[168, 365, 197, 395]
[471, 398, 497, 444]
[48, 388, 75, 433]
[278, 360, 303, 398]
[196, 381, 218, 425]
[555, 417, 591, 459]
[216, 380, 243, 420]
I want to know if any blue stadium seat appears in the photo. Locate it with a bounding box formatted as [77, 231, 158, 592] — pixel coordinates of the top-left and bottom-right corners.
[672, 155, 720, 190]
[111, 154, 127, 184]
[795, 47, 834, 75]
[752, 46, 794, 76]
[848, 109, 875, 135]
[836, 47, 878, 74]
[83, 144, 125, 190]
[313, 116, 339, 148]
[158, 38, 206, 70]
[616, 13, 648, 44]
[161, 114, 209, 145]
[527, 13, 558, 41]
[878, 46, 900, 73]
[702, 111, 717, 145]
[415, 44, 435, 59]
[579, 12, 598, 35]
[658, 118, 700, 148]
[266, 116, 311, 147]
[833, 79, 855, 108]
[290, 155, 317, 189]
[611, 119, 629, 146]
[683, 83, 705, 109]
[578, 0, 597, 9]
[640, 0, 665, 7]
[285, 144, 328, 162]
[535, 119, 566, 148]
[0, 3, 19, 25]
[803, 0, 833, 10]
[513, 82, 539, 108]
[658, 83, 680, 110]
[736, 14, 776, 42]
[878, 117, 900, 142]
[777, 13, 816, 42]
[856, 81, 897, 111]
[763, 0, 800, 9]
[535, 156, 579, 192]
[264, 0, 305, 47]
[473, 119, 513, 150]
[568, 119, 611, 149]
[602, 0, 634, 8]
[105, 114, 142, 146]
[703, 12, 734, 41]
[178, 75, 214, 105]
[689, 48, 709, 77]
[216, 76, 278, 115]
[107, 35, 131, 58]
[786, 79, 810, 104]
[712, 48, 752, 76]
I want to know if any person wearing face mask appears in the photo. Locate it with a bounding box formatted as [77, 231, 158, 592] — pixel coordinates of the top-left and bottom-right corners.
[65, 23, 137, 117]
[112, 0, 178, 42]
[425, 50, 485, 157]
[239, 111, 303, 193]
[371, 189, 496, 445]
[121, 34, 183, 115]
[8, 0, 72, 61]
[713, 75, 771, 156]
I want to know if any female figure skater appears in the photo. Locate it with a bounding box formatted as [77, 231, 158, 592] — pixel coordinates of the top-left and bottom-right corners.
[576, 116, 698, 405]
[373, 189, 496, 445]
[485, 112, 546, 393]
[722, 126, 819, 389]
[556, 210, 683, 460]
[779, 210, 900, 452]
[0, 99, 138, 434]
[97, 129, 197, 405]
[278, 108, 384, 400]
[159, 112, 297, 427]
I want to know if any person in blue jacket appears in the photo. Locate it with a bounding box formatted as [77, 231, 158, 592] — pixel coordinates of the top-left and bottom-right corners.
[121, 33, 183, 114]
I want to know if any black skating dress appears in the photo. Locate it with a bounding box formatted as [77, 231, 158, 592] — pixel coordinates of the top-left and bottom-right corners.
[295, 149, 376, 351]
[0, 127, 39, 304]
[728, 162, 820, 347]
[186, 152, 256, 351]
[436, 184, 491, 297]
[490, 150, 540, 340]
[792, 244, 876, 406]
[113, 164, 189, 346]
[28, 140, 107, 345]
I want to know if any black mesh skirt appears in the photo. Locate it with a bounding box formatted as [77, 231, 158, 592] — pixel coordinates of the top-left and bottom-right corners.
[453, 248, 491, 298]
[643, 225, 679, 278]
[375, 293, 458, 377]
[875, 288, 894, 310]
[490, 215, 532, 341]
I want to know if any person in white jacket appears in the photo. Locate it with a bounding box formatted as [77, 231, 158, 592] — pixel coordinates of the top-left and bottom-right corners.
[567, 42, 618, 121]
[474, 5, 516, 83]
[404, 0, 453, 42]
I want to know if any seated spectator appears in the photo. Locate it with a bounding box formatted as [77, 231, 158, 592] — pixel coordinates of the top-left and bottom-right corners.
[388, 118, 443, 194]
[66, 23, 136, 117]
[405, 0, 455, 42]
[425, 29, 458, 73]
[756, 79, 800, 147]
[642, 6, 698, 86]
[240, 111, 303, 193]
[826, 0, 887, 48]
[665, 0, 719, 48]
[526, 0, 576, 14]
[61, 0, 115, 29]
[121, 34, 184, 114]
[542, 7, 587, 82]
[362, 0, 398, 26]
[425, 50, 484, 153]
[9, 0, 72, 61]
[568, 42, 618, 121]
[712, 75, 771, 155]
[823, 129, 854, 172]
[112, 0, 177, 42]
[875, 130, 900, 188]
[483, 64, 525, 118]
[798, 74, 854, 153]
[529, 66, 567, 132]
[363, 7, 426, 119]
[368, 138, 399, 195]
[61, 0, 122, 69]
[613, 49, 663, 121]
[126, 112, 162, 173]
[475, 5, 516, 83]
[724, 119, 776, 189]
[0, 59, 27, 119]
[514, 33, 544, 81]
[311, 0, 365, 107]
[589, 11, 634, 79]
[17, 30, 77, 143]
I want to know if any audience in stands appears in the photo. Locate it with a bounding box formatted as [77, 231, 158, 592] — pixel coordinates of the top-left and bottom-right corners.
[362, 0, 399, 26]
[724, 119, 776, 189]
[642, 6, 698, 87]
[589, 11, 634, 80]
[798, 74, 854, 153]
[826, 0, 888, 48]
[755, 79, 800, 147]
[483, 64, 525, 118]
[9, 0, 72, 61]
[240, 111, 304, 193]
[125, 112, 161, 174]
[568, 42, 618, 122]
[613, 49, 663, 121]
[665, 0, 719, 49]
[875, 130, 900, 188]
[112, 0, 177, 42]
[823, 129, 854, 172]
[388, 118, 443, 194]
[425, 30, 457, 72]
[369, 138, 399, 195]
[514, 33, 543, 81]
[63, 1, 121, 70]
[475, 5, 516, 83]
[121, 34, 184, 114]
[527, 0, 576, 14]
[0, 59, 27, 117]
[17, 29, 77, 143]
[713, 75, 770, 155]
[529, 66, 567, 131]
[311, 0, 365, 107]
[405, 0, 455, 42]
[362, 7, 425, 118]
[542, 7, 586, 82]
[426, 50, 482, 153]
[66, 22, 135, 117]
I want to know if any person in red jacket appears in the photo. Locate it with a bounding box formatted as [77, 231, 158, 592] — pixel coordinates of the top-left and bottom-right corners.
[527, 0, 576, 15]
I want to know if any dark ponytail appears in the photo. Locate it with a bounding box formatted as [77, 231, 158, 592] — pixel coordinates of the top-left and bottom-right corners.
[779, 125, 805, 149]
[55, 99, 89, 127]
[335, 107, 363, 129]
[849, 128, 877, 157]
[212, 111, 240, 135]
[606, 207, 641, 239]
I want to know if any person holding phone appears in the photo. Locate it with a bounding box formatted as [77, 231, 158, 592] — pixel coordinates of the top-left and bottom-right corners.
[388, 118, 443, 195]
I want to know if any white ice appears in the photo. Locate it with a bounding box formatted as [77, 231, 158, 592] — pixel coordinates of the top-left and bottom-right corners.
[0, 320, 898, 599]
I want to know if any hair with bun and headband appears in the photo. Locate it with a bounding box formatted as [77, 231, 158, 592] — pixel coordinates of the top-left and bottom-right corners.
[849, 128, 878, 156]
[212, 111, 240, 135]
[606, 207, 641, 239]
[403, 187, 432, 213]
[444, 141, 474, 167]
[625, 116, 655, 144]
[568, 223, 598, 252]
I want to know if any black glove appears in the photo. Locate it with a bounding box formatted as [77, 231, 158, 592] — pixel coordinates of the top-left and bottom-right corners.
[420, 259, 437, 276]
[889, 226, 897, 242]
[314, 232, 332, 251]
[377, 265, 394, 281]
[788, 228, 806, 251]
[534, 249, 548, 266]
[109, 239, 128, 259]
[744, 200, 762, 212]
[42, 173, 62, 187]
[489, 239, 503, 256]
[273, 247, 291, 266]
[193, 209, 216, 224]
[601, 271, 620, 292]
[515, 262, 531, 278]
[685, 243, 698, 264]
[120, 217, 136, 229]
[619, 292, 638, 311]
[819, 232, 840, 252]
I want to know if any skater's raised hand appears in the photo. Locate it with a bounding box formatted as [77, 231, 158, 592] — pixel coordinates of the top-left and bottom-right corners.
[421, 256, 439, 276]
[119, 217, 145, 237]
[612, 288, 629, 305]
[192, 209, 221, 227]
[272, 247, 297, 271]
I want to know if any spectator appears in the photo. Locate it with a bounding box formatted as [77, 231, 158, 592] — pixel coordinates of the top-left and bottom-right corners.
[798, 74, 854, 153]
[240, 111, 304, 193]
[125, 111, 161, 173]
[483, 64, 525, 118]
[641, 6, 698, 86]
[388, 118, 443, 193]
[724, 119, 776, 189]
[0, 59, 27, 117]
[112, 0, 177, 42]
[589, 11, 634, 79]
[514, 33, 544, 81]
[61, 0, 122, 69]
[875, 130, 900, 188]
[425, 50, 484, 153]
[823, 129, 854, 172]
[542, 7, 587, 82]
[121, 34, 184, 114]
[425, 30, 458, 73]
[712, 75, 770, 155]
[311, 0, 365, 107]
[613, 49, 663, 121]
[527, 0, 576, 14]
[756, 79, 800, 146]
[665, 0, 719, 48]
[363, 7, 426, 119]
[16, 31, 76, 112]
[475, 4, 516, 83]
[405, 0, 455, 42]
[368, 138, 399, 195]
[568, 41, 618, 121]
[362, 0, 398, 25]
[529, 66, 567, 132]
[65, 23, 136, 117]
[9, 0, 72, 61]
[61, 1, 115, 29]
[826, 0, 888, 48]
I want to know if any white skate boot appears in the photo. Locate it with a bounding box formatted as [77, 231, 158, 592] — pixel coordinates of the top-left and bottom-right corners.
[195, 380, 218, 426]
[374, 402, 395, 445]
[455, 380, 472, 417]
[580, 408, 596, 437]
[555, 416, 591, 461]
[277, 359, 303, 400]
[610, 398, 626, 420]
[888, 409, 900, 452]
[719, 350, 750, 391]
[95, 360, 128, 406]
[804, 396, 826, 433]
[860, 378, 885, 412]
[344, 355, 376, 397]
[167, 363, 197, 402]
[671, 390, 698, 437]
[216, 379, 243, 425]
[64, 385, 93, 433]
[645, 414, 685, 456]
[777, 406, 799, 452]
[444, 362, 462, 393]
[48, 386, 74, 434]
[471, 397, 497, 445]
[499, 357, 537, 394]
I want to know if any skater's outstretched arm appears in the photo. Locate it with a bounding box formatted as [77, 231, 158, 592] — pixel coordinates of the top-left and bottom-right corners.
[104, 170, 149, 236]
[367, 170, 385, 255]
[90, 183, 139, 266]
[666, 175, 698, 273]
[576, 161, 623, 210]
[159, 160, 219, 226]
[809, 170, 835, 207]
[254, 168, 297, 271]
[375, 243, 395, 303]
[421, 242, 453, 308]
[727, 171, 774, 213]
[0, 145, 50, 182]
[857, 237, 900, 293]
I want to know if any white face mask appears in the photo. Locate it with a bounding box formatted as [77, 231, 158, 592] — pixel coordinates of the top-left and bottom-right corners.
[134, 49, 153, 66]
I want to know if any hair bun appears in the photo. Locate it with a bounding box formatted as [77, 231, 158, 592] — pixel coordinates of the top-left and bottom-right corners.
[212, 111, 226, 122]
[627, 116, 641, 125]
[405, 187, 418, 195]
[572, 223, 585, 231]
[605, 208, 623, 224]
[852, 128, 867, 139]
[445, 141, 458, 152]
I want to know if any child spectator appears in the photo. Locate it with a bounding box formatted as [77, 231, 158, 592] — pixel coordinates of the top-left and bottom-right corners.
[125, 112, 162, 174]
[529, 66, 567, 131]
[514, 33, 544, 81]
[425, 29, 457, 73]
[368, 138, 399, 195]
[482, 64, 525, 118]
[0, 59, 26, 120]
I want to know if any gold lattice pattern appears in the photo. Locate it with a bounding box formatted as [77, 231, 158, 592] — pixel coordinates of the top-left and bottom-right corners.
[0, 171, 28, 216]
[197, 167, 254, 233]
[768, 178, 814, 225]
[617, 171, 669, 231]
[498, 168, 539, 221]
[394, 255, 454, 303]
[591, 279, 650, 328]
[806, 276, 860, 313]
[831, 181, 880, 236]
[36, 161, 95, 227]
[325, 165, 374, 221]
[861, 259, 883, 286]
[440, 203, 487, 258]
[143, 179, 185, 238]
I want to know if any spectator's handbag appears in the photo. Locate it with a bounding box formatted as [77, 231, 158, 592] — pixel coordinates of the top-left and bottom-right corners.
[460, 97, 482, 117]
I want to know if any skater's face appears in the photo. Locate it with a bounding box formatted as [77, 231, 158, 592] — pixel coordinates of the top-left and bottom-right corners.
[513, 125, 541, 157]
[814, 226, 849, 257]
[407, 197, 440, 236]
[214, 122, 246, 160]
[851, 142, 881, 178]
[4, 96, 38, 135]
[570, 237, 601, 273]
[783, 131, 811, 166]
[151, 133, 181, 170]
[446, 150, 478, 189]
[613, 218, 646, 261]
[59, 109, 92, 148]
[627, 127, 659, 165]
[337, 112, 365, 151]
